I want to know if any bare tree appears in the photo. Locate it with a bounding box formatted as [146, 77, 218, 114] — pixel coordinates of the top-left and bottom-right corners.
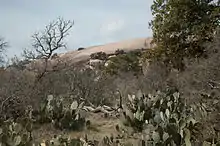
[0, 37, 8, 65]
[23, 17, 74, 80]
[25, 17, 74, 59]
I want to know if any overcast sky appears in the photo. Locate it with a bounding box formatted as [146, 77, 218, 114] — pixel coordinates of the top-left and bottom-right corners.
[0, 0, 153, 58]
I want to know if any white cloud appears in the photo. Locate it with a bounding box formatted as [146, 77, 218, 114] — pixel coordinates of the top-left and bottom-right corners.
[99, 18, 125, 36]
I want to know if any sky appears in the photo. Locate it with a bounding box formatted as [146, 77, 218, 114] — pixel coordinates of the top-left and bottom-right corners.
[0, 0, 154, 58]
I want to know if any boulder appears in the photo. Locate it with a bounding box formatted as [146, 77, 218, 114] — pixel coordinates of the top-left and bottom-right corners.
[89, 59, 104, 67]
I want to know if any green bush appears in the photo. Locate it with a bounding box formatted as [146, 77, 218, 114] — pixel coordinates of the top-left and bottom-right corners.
[149, 0, 220, 70]
[115, 49, 125, 55]
[104, 50, 142, 75]
[90, 51, 108, 60]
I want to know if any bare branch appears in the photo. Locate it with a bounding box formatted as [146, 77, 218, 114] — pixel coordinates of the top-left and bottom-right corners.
[30, 17, 74, 60]
[0, 96, 13, 114]
[22, 17, 74, 81]
[23, 48, 43, 60]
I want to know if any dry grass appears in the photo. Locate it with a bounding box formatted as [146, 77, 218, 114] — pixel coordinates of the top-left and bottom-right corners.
[32, 113, 120, 142]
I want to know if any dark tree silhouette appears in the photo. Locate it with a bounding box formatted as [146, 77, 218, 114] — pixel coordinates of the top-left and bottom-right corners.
[23, 17, 74, 80]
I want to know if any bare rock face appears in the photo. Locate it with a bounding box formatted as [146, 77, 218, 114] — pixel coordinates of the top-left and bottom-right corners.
[24, 37, 154, 72]
[108, 55, 116, 59]
[104, 60, 113, 67]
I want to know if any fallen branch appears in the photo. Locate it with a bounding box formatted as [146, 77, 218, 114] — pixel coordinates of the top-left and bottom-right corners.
[208, 80, 220, 89]
[0, 96, 14, 114]
[82, 105, 117, 114]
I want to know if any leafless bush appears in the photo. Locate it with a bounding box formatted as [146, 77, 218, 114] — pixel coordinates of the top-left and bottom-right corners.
[138, 61, 170, 93]
[37, 67, 116, 106]
[0, 63, 118, 120]
[24, 17, 74, 60]
[172, 30, 220, 101]
[0, 68, 35, 120]
[23, 17, 74, 80]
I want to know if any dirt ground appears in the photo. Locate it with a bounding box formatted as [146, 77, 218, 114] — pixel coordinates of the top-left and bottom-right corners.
[32, 112, 124, 143]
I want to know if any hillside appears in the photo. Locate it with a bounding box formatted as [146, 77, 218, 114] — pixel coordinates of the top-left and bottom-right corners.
[26, 37, 153, 71]
[1, 0, 219, 144]
[2, 34, 220, 145]
[58, 37, 153, 63]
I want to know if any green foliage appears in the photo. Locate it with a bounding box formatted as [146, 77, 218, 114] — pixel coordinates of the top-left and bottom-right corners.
[115, 49, 125, 55]
[36, 95, 86, 130]
[90, 51, 108, 60]
[123, 88, 204, 145]
[104, 50, 142, 75]
[149, 0, 220, 70]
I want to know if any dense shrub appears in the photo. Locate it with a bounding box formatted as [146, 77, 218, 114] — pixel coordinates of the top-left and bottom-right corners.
[115, 49, 125, 55]
[90, 51, 108, 60]
[149, 0, 220, 70]
[0, 65, 117, 121]
[104, 50, 142, 76]
[37, 68, 116, 106]
[0, 69, 36, 120]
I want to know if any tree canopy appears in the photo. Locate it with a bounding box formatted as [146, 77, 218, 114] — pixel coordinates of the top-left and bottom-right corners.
[149, 0, 220, 70]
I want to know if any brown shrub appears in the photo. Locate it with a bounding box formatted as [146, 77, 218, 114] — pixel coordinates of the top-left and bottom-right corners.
[90, 51, 108, 60]
[37, 67, 117, 106]
[0, 69, 35, 119]
[0, 65, 118, 120]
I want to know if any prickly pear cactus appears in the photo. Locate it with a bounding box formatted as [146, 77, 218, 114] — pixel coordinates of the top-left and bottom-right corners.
[123, 88, 202, 145]
[0, 120, 34, 146]
[37, 95, 86, 130]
